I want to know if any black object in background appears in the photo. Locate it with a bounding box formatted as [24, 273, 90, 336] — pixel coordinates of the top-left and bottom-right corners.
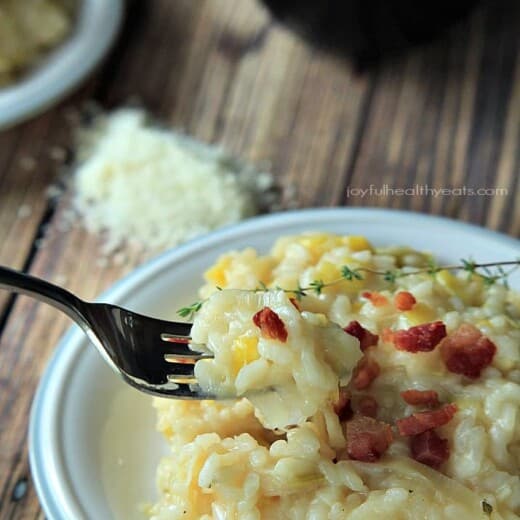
[261, 0, 480, 67]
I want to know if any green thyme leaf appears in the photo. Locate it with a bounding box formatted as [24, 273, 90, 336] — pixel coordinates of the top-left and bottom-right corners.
[177, 301, 204, 319]
[341, 266, 363, 281]
[309, 279, 325, 295]
[482, 275, 498, 287]
[383, 270, 398, 283]
[292, 285, 306, 300]
[427, 258, 440, 276]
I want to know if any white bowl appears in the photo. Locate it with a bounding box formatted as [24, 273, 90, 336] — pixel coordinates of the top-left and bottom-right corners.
[0, 0, 123, 129]
[29, 208, 520, 519]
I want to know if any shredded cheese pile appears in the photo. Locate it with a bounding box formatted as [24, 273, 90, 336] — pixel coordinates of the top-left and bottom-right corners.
[72, 109, 277, 254]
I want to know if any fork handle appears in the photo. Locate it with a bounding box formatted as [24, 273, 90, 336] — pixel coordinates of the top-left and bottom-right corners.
[0, 266, 88, 326]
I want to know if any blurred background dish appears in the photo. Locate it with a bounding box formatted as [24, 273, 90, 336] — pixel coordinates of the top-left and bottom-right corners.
[0, 0, 73, 87]
[261, 0, 481, 68]
[0, 0, 123, 130]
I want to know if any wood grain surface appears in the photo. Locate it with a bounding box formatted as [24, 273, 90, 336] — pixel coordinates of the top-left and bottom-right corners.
[0, 0, 518, 518]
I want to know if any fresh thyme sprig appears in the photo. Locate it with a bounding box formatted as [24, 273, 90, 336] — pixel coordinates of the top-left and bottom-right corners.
[177, 259, 520, 319]
[177, 300, 204, 318]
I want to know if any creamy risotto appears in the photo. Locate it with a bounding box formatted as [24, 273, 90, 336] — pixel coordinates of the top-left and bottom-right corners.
[148, 233, 520, 520]
[0, 0, 72, 86]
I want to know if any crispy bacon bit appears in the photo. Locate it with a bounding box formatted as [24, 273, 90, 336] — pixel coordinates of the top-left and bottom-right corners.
[361, 291, 389, 307]
[345, 415, 393, 462]
[343, 320, 379, 351]
[356, 396, 378, 418]
[289, 298, 301, 311]
[396, 404, 458, 436]
[392, 321, 447, 353]
[410, 430, 450, 469]
[400, 389, 440, 408]
[252, 307, 288, 342]
[334, 388, 353, 422]
[440, 323, 497, 379]
[394, 291, 417, 311]
[352, 356, 380, 390]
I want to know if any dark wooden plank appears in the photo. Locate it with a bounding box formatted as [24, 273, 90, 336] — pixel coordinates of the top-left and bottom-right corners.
[0, 113, 63, 321]
[0, 81, 101, 322]
[487, 54, 520, 234]
[345, 3, 520, 236]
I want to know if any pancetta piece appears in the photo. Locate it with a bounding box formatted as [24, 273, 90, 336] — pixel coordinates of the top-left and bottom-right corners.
[344, 320, 379, 351]
[344, 415, 393, 462]
[361, 291, 389, 307]
[396, 404, 458, 436]
[394, 291, 417, 311]
[356, 395, 378, 418]
[392, 321, 447, 353]
[440, 323, 496, 379]
[352, 356, 380, 390]
[252, 307, 288, 342]
[410, 430, 450, 469]
[400, 389, 440, 407]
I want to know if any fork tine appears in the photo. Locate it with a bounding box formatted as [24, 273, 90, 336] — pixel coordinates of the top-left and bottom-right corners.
[161, 332, 191, 344]
[167, 373, 198, 385]
[156, 320, 192, 338]
[165, 362, 194, 375]
[160, 340, 210, 356]
[164, 352, 212, 363]
[157, 381, 212, 400]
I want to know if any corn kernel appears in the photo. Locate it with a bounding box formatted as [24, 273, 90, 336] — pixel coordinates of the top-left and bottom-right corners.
[404, 302, 437, 325]
[204, 256, 232, 286]
[298, 234, 343, 262]
[314, 259, 365, 294]
[316, 261, 340, 283]
[436, 269, 485, 305]
[436, 270, 460, 295]
[343, 235, 372, 252]
[231, 336, 259, 374]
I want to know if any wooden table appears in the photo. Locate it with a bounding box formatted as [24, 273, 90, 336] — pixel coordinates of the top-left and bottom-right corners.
[0, 0, 518, 517]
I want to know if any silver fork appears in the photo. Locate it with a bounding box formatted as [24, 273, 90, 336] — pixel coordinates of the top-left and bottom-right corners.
[0, 266, 214, 399]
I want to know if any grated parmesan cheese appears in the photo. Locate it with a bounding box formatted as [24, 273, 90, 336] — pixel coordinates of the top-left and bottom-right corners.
[72, 109, 278, 254]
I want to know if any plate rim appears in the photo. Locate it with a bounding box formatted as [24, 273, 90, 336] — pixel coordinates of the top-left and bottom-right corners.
[0, 0, 123, 129]
[28, 207, 519, 519]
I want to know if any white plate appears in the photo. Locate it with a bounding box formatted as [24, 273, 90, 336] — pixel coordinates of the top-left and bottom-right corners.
[29, 208, 520, 520]
[0, 0, 123, 130]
